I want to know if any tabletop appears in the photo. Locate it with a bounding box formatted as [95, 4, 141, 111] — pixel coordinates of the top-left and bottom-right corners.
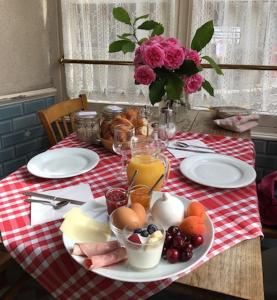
[172, 110, 264, 300]
[0, 109, 264, 300]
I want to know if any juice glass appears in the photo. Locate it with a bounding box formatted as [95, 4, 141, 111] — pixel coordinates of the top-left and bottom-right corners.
[126, 136, 170, 191]
[129, 184, 151, 211]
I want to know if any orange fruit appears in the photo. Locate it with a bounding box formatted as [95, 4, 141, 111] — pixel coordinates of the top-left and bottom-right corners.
[179, 216, 205, 236]
[187, 201, 205, 221]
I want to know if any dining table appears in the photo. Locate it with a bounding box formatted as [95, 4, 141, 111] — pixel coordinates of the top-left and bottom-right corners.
[0, 109, 264, 300]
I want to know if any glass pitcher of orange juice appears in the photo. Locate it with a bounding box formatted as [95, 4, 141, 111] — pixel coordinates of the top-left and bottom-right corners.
[126, 136, 170, 191]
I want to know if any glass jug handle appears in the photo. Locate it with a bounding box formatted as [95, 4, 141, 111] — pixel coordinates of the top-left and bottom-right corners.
[158, 153, 170, 184]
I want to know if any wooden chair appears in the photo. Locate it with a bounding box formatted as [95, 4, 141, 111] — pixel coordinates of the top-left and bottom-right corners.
[38, 94, 88, 146]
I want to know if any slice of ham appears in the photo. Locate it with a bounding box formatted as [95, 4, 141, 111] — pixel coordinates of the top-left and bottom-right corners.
[72, 241, 120, 257]
[84, 247, 127, 270]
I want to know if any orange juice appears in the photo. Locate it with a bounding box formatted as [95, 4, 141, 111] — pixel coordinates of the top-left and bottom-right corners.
[126, 155, 165, 191]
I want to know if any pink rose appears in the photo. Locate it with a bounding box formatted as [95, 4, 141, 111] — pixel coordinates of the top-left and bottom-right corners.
[143, 36, 165, 46]
[143, 45, 165, 68]
[183, 73, 204, 93]
[160, 37, 180, 48]
[183, 48, 201, 66]
[134, 65, 156, 85]
[164, 45, 185, 69]
[134, 47, 144, 67]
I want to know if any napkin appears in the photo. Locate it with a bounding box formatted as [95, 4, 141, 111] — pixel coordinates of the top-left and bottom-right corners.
[214, 114, 259, 133]
[167, 139, 214, 159]
[30, 183, 93, 226]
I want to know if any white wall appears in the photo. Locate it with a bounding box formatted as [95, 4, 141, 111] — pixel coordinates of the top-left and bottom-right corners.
[0, 0, 64, 99]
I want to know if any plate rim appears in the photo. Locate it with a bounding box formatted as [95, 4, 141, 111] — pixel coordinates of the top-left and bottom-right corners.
[27, 147, 99, 179]
[62, 193, 215, 282]
[179, 153, 256, 189]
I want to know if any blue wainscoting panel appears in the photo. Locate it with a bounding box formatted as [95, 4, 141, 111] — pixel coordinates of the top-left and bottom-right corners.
[0, 96, 55, 179]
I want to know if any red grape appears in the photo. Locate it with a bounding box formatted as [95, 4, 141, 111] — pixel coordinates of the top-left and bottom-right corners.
[180, 249, 193, 262]
[191, 235, 204, 248]
[165, 232, 173, 246]
[167, 226, 181, 237]
[172, 236, 187, 249]
[166, 248, 180, 263]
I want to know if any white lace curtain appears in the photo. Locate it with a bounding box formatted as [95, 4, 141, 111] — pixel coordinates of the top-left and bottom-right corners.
[61, 0, 277, 114]
[61, 0, 176, 104]
[189, 0, 277, 114]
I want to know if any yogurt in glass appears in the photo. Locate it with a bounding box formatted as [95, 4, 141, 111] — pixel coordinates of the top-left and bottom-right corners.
[123, 224, 165, 270]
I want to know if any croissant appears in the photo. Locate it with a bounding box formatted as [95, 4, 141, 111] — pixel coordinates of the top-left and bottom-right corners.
[100, 107, 150, 151]
[125, 108, 139, 121]
[110, 116, 134, 133]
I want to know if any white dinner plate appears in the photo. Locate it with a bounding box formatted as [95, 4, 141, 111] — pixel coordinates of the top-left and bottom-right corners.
[27, 147, 99, 179]
[63, 192, 214, 282]
[180, 154, 256, 189]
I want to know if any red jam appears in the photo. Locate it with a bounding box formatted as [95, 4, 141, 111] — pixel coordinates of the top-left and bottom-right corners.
[105, 187, 128, 215]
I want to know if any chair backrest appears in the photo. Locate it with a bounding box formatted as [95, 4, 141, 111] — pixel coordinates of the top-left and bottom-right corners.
[38, 94, 88, 146]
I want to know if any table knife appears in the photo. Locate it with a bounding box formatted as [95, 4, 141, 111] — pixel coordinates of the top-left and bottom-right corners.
[167, 146, 215, 154]
[22, 191, 85, 205]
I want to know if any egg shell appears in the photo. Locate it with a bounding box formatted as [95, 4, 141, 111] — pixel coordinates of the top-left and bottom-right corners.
[130, 203, 146, 225]
[112, 207, 141, 230]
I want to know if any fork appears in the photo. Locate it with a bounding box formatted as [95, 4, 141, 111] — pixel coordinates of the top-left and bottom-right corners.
[175, 141, 212, 150]
[25, 198, 69, 209]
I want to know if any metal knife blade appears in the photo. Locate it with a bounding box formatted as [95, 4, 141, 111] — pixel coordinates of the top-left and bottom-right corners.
[22, 191, 85, 205]
[167, 146, 215, 154]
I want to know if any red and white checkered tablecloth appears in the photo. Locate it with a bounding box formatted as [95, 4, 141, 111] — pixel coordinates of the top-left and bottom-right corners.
[0, 132, 263, 300]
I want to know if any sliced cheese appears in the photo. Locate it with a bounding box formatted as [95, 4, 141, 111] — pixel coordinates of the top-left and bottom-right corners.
[60, 207, 111, 243]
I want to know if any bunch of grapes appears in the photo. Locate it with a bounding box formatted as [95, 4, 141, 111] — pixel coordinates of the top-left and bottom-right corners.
[162, 226, 204, 263]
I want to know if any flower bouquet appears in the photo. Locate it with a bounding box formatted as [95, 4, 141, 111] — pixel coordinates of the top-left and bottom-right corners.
[109, 7, 223, 105]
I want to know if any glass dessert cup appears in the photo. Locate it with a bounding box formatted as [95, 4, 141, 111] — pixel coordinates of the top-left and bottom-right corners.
[129, 184, 151, 211]
[122, 223, 165, 270]
[105, 187, 128, 215]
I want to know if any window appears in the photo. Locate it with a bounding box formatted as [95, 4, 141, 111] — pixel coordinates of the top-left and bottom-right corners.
[189, 0, 277, 114]
[61, 0, 176, 104]
[61, 0, 277, 114]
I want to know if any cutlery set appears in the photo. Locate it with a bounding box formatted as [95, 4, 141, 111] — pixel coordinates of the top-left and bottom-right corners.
[23, 191, 84, 209]
[168, 142, 215, 153]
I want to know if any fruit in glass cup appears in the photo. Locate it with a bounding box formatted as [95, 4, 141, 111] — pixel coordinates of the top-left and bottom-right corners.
[129, 185, 151, 211]
[105, 187, 128, 215]
[123, 223, 165, 270]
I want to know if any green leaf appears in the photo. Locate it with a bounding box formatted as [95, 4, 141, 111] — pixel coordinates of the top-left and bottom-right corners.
[155, 67, 171, 78]
[202, 79, 214, 96]
[191, 20, 214, 51]
[176, 60, 199, 76]
[138, 38, 148, 45]
[138, 20, 156, 30]
[149, 79, 166, 105]
[165, 75, 184, 100]
[113, 7, 131, 25]
[151, 23, 164, 36]
[109, 40, 127, 53]
[122, 41, 136, 53]
[202, 55, 223, 75]
[117, 33, 133, 40]
[134, 14, 149, 24]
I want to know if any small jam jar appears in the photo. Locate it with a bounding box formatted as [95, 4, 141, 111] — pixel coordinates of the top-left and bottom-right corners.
[105, 187, 128, 215]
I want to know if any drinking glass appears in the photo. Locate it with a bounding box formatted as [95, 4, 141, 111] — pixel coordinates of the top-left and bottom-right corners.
[112, 124, 135, 180]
